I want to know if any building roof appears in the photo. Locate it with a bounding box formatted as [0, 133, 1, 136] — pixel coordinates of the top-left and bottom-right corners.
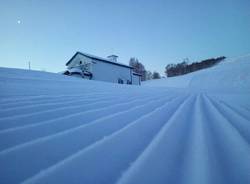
[133, 72, 142, 76]
[66, 51, 133, 69]
[107, 54, 119, 57]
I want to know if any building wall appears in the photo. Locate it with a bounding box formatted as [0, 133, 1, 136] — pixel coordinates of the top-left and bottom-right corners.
[92, 59, 132, 84]
[67, 55, 93, 71]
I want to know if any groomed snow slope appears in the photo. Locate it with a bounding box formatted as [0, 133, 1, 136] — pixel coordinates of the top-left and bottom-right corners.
[143, 55, 250, 91]
[0, 55, 250, 184]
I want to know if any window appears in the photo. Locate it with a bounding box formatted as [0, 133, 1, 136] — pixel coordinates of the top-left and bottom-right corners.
[118, 78, 124, 84]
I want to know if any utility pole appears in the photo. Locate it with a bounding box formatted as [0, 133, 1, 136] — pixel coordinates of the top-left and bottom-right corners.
[28, 62, 31, 70]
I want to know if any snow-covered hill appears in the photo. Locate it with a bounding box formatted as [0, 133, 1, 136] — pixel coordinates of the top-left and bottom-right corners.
[143, 55, 250, 92]
[0, 55, 250, 184]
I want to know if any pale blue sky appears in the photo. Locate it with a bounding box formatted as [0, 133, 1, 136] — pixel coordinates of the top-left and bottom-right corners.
[0, 0, 250, 74]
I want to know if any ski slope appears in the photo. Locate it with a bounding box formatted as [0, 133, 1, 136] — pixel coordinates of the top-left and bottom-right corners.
[143, 55, 250, 92]
[0, 56, 250, 184]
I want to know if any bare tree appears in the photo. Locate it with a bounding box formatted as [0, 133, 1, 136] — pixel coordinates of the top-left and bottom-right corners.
[129, 58, 146, 81]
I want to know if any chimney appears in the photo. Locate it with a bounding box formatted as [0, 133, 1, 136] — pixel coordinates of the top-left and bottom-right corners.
[107, 55, 118, 62]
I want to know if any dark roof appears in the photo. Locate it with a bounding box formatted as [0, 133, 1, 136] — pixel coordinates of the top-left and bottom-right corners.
[107, 55, 118, 57]
[66, 52, 133, 69]
[133, 72, 142, 76]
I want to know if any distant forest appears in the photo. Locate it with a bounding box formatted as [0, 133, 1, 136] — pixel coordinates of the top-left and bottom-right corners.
[165, 56, 226, 77]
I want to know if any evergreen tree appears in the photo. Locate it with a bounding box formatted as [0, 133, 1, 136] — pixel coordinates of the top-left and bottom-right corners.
[152, 71, 161, 79]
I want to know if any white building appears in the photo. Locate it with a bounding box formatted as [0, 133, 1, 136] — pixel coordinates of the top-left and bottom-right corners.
[65, 52, 141, 85]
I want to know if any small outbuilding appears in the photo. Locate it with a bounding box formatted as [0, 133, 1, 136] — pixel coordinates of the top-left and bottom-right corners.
[132, 72, 142, 85]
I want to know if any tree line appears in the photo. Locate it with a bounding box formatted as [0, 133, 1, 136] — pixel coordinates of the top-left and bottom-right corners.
[129, 56, 226, 81]
[164, 56, 226, 77]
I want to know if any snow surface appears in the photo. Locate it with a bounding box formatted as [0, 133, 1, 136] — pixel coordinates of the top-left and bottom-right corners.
[0, 55, 250, 184]
[143, 55, 250, 92]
